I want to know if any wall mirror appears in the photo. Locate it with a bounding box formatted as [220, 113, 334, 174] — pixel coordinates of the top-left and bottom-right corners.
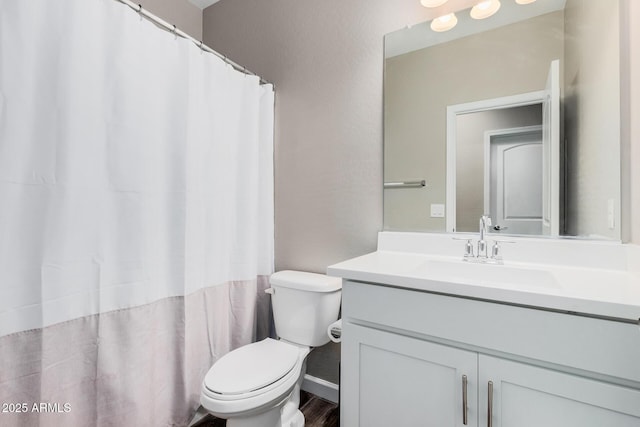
[383, 0, 622, 240]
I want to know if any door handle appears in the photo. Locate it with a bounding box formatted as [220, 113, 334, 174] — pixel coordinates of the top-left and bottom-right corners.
[487, 381, 494, 427]
[462, 375, 468, 425]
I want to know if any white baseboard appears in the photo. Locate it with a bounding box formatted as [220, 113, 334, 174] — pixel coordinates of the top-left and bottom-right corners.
[301, 374, 339, 404]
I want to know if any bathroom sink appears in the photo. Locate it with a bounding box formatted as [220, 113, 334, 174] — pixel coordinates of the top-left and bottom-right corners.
[327, 233, 640, 321]
[412, 258, 560, 290]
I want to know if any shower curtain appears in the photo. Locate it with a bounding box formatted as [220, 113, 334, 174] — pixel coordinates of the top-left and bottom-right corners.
[0, 0, 274, 426]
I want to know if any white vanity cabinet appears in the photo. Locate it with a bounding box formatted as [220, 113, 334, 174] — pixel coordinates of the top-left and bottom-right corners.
[479, 355, 640, 427]
[344, 323, 478, 427]
[340, 280, 640, 427]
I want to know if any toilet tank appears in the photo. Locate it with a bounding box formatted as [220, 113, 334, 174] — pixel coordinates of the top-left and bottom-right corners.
[268, 270, 342, 347]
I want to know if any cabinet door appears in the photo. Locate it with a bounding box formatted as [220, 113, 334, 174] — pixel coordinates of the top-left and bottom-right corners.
[478, 355, 640, 427]
[341, 323, 477, 427]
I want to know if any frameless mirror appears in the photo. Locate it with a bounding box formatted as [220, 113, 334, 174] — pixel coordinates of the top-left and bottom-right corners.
[383, 0, 621, 240]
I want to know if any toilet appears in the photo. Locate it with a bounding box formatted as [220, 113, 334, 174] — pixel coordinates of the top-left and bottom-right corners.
[200, 270, 342, 427]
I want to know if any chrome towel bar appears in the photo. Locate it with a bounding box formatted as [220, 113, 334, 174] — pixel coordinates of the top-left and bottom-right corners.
[383, 180, 426, 189]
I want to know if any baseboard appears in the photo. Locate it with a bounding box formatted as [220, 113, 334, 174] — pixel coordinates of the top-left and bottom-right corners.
[301, 374, 339, 404]
[187, 406, 210, 427]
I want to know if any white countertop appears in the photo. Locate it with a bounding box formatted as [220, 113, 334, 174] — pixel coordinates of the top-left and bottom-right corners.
[327, 232, 640, 322]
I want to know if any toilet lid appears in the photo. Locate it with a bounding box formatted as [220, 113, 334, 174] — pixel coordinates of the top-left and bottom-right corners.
[204, 338, 300, 395]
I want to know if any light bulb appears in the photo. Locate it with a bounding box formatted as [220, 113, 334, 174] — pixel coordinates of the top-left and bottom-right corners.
[431, 13, 458, 32]
[420, 0, 448, 7]
[515, 0, 537, 4]
[470, 0, 501, 19]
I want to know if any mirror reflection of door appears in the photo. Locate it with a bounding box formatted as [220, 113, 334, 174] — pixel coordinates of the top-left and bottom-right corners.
[452, 100, 544, 234]
[485, 127, 543, 235]
[450, 60, 561, 237]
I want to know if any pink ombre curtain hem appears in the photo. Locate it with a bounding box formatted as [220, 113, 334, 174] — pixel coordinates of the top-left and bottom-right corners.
[0, 277, 272, 427]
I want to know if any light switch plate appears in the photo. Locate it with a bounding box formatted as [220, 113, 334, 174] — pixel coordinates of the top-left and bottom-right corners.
[430, 204, 445, 218]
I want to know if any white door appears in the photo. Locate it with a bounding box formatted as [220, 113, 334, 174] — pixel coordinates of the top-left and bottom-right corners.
[542, 59, 561, 236]
[485, 127, 543, 235]
[479, 355, 640, 427]
[341, 322, 478, 427]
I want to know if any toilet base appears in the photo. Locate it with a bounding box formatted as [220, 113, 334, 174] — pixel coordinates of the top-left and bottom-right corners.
[224, 395, 304, 427]
[280, 372, 305, 427]
[282, 409, 304, 427]
[226, 406, 282, 427]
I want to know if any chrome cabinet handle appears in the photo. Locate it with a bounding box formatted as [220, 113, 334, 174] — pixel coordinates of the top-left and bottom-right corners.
[462, 375, 468, 425]
[487, 381, 494, 427]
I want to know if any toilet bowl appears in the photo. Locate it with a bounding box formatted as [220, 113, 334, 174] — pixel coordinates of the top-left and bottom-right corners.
[201, 338, 310, 427]
[199, 271, 342, 427]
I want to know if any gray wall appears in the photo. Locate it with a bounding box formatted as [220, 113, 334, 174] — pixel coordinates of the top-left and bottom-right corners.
[201, 0, 452, 385]
[564, 0, 620, 239]
[630, 1, 640, 244]
[138, 0, 202, 40]
[202, 0, 640, 383]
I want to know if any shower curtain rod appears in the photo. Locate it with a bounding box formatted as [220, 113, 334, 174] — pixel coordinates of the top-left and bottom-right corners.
[115, 0, 272, 86]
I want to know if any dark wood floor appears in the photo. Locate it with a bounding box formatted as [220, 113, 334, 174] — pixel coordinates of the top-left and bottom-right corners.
[194, 391, 339, 427]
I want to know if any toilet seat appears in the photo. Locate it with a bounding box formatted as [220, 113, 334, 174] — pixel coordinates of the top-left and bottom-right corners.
[201, 339, 310, 417]
[204, 338, 299, 398]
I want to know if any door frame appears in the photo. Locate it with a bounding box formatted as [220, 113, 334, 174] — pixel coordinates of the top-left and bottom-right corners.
[446, 91, 545, 233]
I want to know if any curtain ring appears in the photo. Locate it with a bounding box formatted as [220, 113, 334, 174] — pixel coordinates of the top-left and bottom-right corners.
[172, 24, 177, 39]
[137, 4, 143, 21]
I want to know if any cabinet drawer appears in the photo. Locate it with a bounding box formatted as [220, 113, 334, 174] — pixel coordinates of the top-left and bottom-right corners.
[343, 280, 640, 384]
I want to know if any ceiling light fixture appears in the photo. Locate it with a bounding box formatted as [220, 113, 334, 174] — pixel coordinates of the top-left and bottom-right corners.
[430, 13, 458, 32]
[515, 0, 537, 4]
[470, 0, 501, 19]
[420, 0, 448, 7]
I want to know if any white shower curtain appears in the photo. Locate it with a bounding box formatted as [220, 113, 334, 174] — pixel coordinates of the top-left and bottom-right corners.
[0, 0, 274, 425]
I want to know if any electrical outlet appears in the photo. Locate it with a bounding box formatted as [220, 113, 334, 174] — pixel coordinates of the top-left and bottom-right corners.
[607, 199, 615, 230]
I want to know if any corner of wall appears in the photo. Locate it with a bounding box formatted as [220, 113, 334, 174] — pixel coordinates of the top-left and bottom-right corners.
[138, 0, 203, 41]
[629, 0, 640, 244]
[619, 0, 640, 244]
[620, 0, 632, 243]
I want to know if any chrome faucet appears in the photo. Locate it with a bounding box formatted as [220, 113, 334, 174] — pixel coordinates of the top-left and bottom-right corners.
[458, 215, 510, 264]
[477, 215, 491, 259]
